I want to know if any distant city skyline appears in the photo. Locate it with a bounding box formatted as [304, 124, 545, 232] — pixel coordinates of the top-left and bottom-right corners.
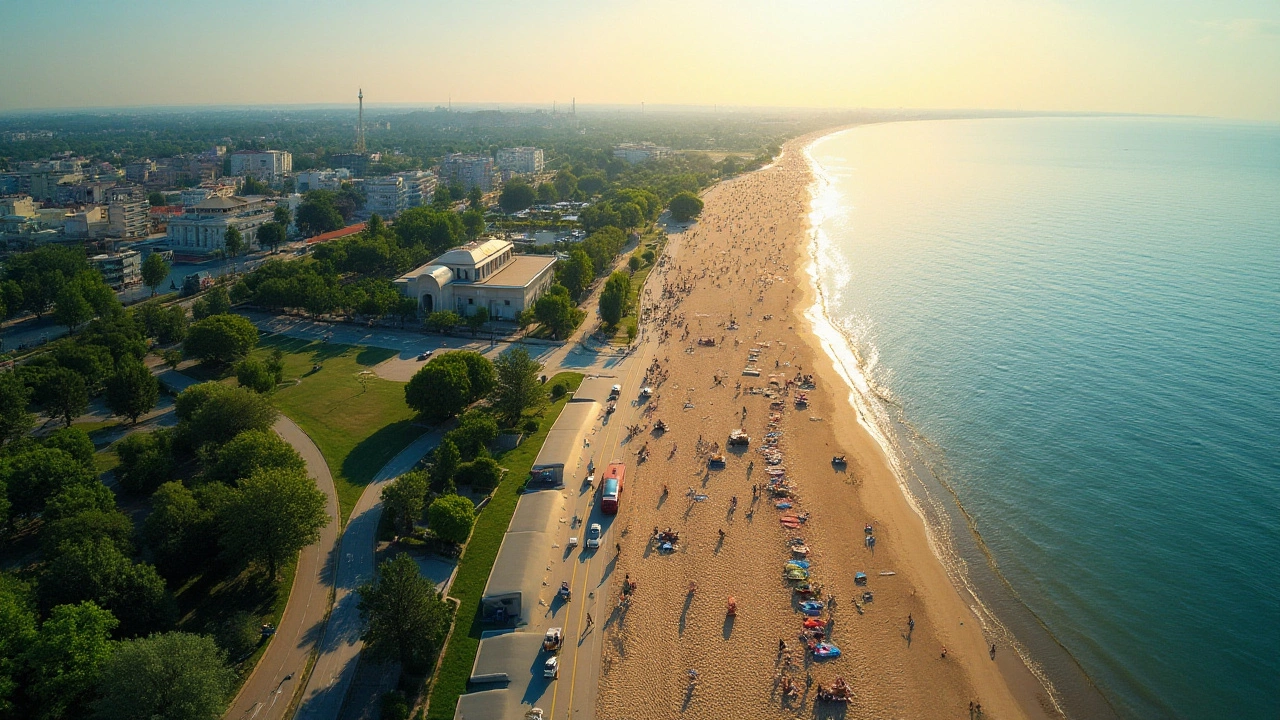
[3, 0, 1278, 121]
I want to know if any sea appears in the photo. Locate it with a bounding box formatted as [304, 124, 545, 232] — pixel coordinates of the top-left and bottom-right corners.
[804, 117, 1280, 720]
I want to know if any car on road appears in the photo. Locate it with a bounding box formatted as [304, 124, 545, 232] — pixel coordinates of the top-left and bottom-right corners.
[610, 383, 621, 398]
[544, 656, 560, 679]
[417, 350, 434, 360]
[586, 523, 602, 549]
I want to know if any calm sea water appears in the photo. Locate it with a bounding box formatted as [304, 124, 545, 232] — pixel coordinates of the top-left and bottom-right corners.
[806, 118, 1280, 719]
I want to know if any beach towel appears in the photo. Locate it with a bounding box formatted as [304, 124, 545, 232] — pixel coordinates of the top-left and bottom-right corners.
[780, 516, 803, 528]
[775, 501, 793, 510]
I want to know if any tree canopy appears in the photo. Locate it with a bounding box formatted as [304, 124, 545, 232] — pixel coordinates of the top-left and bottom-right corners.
[94, 631, 235, 720]
[404, 359, 471, 422]
[598, 270, 631, 328]
[104, 357, 159, 423]
[183, 313, 259, 365]
[490, 346, 547, 424]
[141, 252, 170, 296]
[668, 191, 705, 222]
[357, 553, 451, 673]
[498, 179, 535, 213]
[220, 467, 329, 580]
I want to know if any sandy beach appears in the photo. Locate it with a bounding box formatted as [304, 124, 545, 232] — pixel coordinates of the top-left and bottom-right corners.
[595, 131, 1062, 720]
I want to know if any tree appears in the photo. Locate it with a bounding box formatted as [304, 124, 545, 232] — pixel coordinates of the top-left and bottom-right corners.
[221, 467, 328, 580]
[295, 192, 345, 237]
[669, 191, 704, 222]
[599, 270, 631, 328]
[466, 186, 483, 210]
[454, 457, 502, 494]
[617, 202, 643, 229]
[490, 346, 547, 424]
[42, 426, 96, 470]
[0, 447, 95, 519]
[430, 439, 461, 494]
[273, 204, 292, 228]
[21, 601, 116, 719]
[357, 554, 451, 673]
[142, 481, 225, 578]
[94, 631, 235, 720]
[41, 508, 135, 558]
[223, 226, 244, 261]
[53, 284, 92, 333]
[498, 179, 535, 213]
[380, 470, 429, 534]
[553, 169, 577, 199]
[206, 428, 304, 484]
[556, 248, 593, 300]
[404, 361, 470, 422]
[461, 207, 485, 239]
[444, 411, 499, 460]
[0, 577, 37, 715]
[43, 481, 115, 522]
[628, 254, 642, 273]
[536, 182, 557, 203]
[466, 306, 489, 335]
[38, 539, 176, 638]
[44, 367, 89, 427]
[184, 313, 258, 365]
[148, 191, 166, 207]
[192, 286, 231, 321]
[423, 310, 461, 333]
[104, 358, 159, 423]
[180, 384, 278, 448]
[257, 221, 286, 253]
[394, 206, 464, 255]
[432, 351, 495, 402]
[235, 357, 275, 393]
[141, 253, 170, 297]
[427, 494, 475, 543]
[114, 429, 175, 495]
[533, 289, 576, 340]
[52, 342, 114, 391]
[0, 372, 33, 445]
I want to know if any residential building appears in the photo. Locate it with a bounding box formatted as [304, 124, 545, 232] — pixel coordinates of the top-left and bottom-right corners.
[0, 195, 37, 218]
[495, 147, 545, 175]
[166, 195, 273, 254]
[65, 206, 109, 239]
[179, 182, 237, 206]
[438, 153, 495, 192]
[330, 153, 369, 177]
[294, 169, 350, 193]
[89, 250, 142, 289]
[612, 142, 672, 163]
[364, 175, 406, 218]
[28, 172, 83, 202]
[106, 185, 150, 239]
[395, 170, 438, 208]
[125, 159, 155, 184]
[228, 150, 292, 181]
[394, 238, 557, 320]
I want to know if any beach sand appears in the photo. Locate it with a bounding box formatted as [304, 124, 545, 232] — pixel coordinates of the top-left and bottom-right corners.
[596, 132, 1062, 720]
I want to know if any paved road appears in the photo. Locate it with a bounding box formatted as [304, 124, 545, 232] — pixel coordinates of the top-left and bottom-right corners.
[293, 430, 443, 720]
[225, 416, 341, 720]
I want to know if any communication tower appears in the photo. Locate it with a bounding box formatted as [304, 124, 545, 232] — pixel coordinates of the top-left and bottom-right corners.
[355, 88, 366, 153]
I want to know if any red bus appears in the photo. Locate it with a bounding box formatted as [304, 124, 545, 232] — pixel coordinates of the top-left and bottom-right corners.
[600, 462, 625, 514]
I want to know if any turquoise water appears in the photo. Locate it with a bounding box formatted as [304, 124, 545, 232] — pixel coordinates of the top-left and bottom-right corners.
[806, 118, 1280, 719]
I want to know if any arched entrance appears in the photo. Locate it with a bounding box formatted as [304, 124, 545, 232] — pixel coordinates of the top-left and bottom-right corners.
[421, 293, 434, 313]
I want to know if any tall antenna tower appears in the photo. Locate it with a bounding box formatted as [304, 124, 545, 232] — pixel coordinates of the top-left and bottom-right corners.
[355, 88, 366, 153]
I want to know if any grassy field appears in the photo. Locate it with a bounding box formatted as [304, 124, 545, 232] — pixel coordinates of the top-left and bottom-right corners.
[425, 371, 584, 720]
[253, 335, 423, 524]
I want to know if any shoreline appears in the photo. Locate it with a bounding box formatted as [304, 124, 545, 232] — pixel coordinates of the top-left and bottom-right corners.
[596, 126, 1054, 719]
[795, 127, 1119, 720]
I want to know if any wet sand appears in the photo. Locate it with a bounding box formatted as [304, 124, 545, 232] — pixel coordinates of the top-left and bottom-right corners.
[596, 131, 1061, 720]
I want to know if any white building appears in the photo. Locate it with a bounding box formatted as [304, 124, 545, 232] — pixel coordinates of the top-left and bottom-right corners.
[166, 195, 274, 254]
[294, 169, 350, 193]
[365, 176, 407, 218]
[438, 153, 495, 192]
[612, 142, 671, 164]
[228, 150, 292, 181]
[179, 183, 237, 207]
[394, 238, 556, 320]
[395, 170, 438, 208]
[495, 147, 545, 175]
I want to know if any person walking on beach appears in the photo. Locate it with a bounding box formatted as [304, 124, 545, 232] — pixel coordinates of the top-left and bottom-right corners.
[586, 613, 593, 628]
[990, 643, 997, 660]
[908, 614, 914, 633]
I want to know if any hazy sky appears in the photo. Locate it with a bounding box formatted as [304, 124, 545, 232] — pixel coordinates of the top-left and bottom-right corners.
[3, 0, 1278, 120]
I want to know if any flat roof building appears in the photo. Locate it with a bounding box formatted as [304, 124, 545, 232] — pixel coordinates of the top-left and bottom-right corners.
[495, 147, 544, 175]
[229, 150, 292, 181]
[530, 401, 600, 486]
[394, 238, 556, 321]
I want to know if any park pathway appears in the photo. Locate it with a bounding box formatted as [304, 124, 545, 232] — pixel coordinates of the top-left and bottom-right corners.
[293, 429, 444, 720]
[223, 416, 340, 720]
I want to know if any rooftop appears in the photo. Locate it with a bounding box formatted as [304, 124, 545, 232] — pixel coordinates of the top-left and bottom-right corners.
[475, 254, 556, 288]
[306, 222, 366, 245]
[436, 238, 511, 267]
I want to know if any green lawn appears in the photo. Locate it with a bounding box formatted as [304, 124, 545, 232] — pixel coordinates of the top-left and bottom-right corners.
[254, 335, 423, 524]
[426, 372, 584, 720]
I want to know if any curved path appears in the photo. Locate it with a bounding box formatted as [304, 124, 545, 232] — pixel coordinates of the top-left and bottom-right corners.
[293, 429, 444, 720]
[224, 416, 341, 720]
